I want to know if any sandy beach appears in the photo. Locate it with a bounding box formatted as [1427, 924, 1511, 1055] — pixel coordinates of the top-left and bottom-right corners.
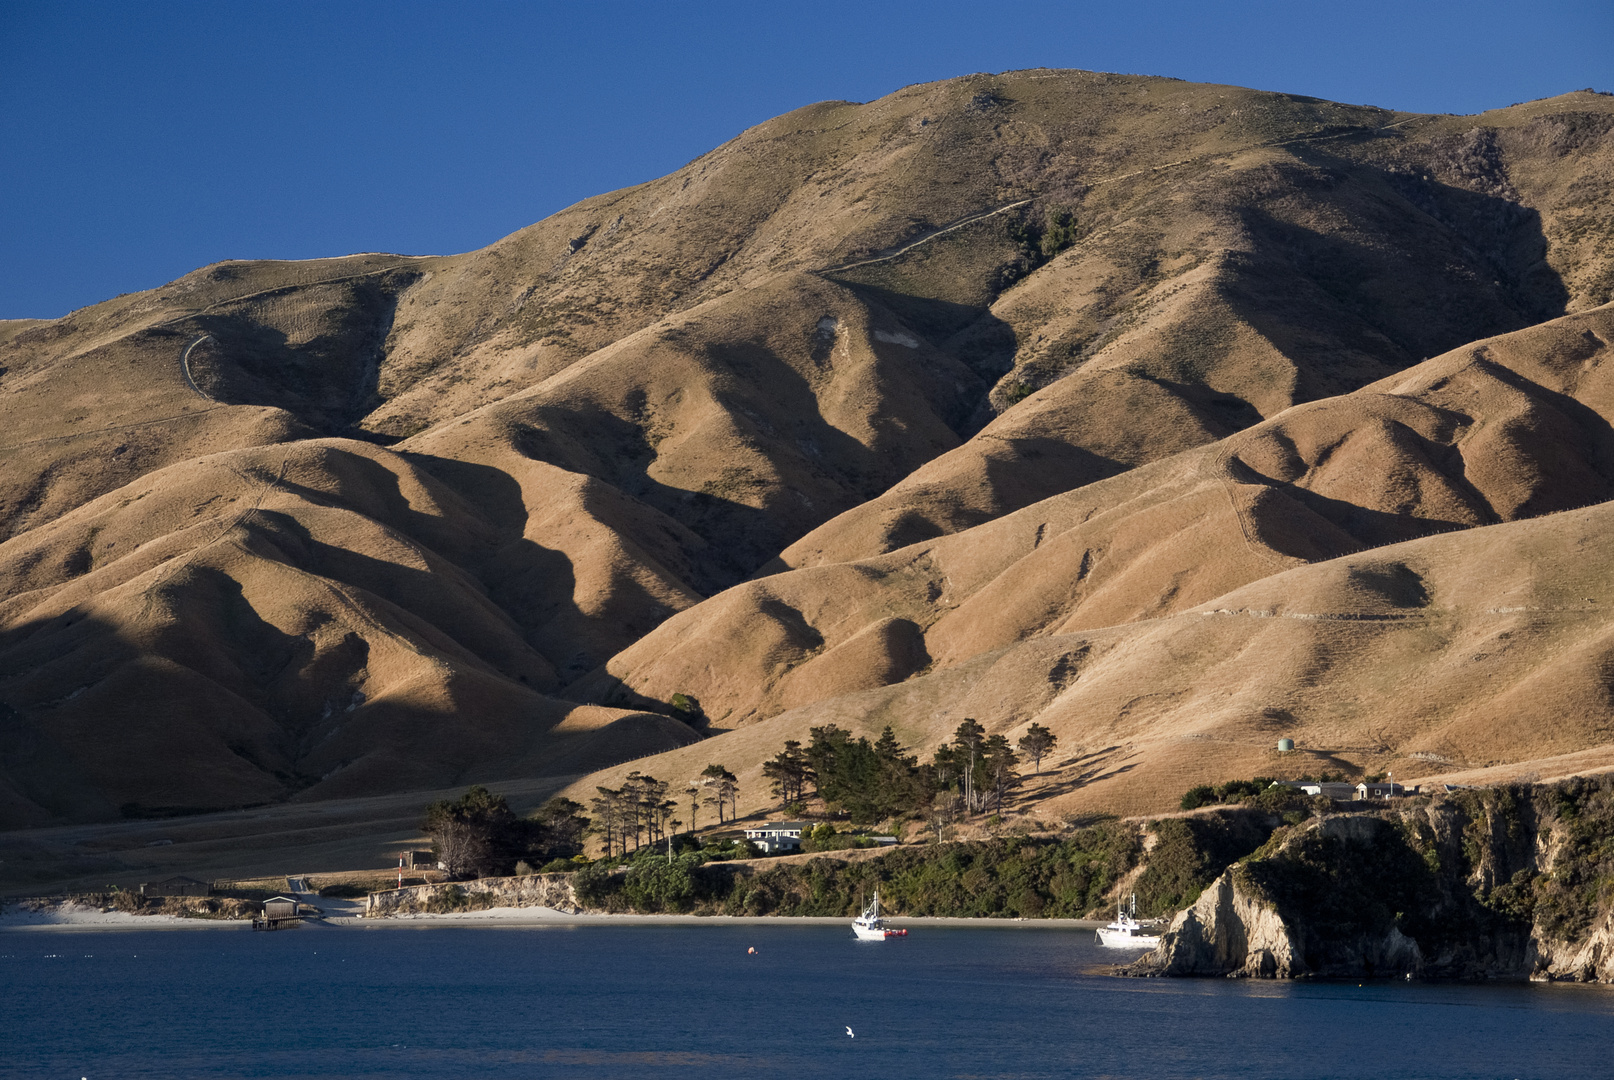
[0, 901, 248, 931]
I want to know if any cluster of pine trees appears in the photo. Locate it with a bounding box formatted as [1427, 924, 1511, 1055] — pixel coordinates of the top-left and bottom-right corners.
[421, 786, 590, 878]
[587, 772, 678, 858]
[760, 721, 1058, 826]
[424, 722, 1063, 874]
[589, 765, 742, 858]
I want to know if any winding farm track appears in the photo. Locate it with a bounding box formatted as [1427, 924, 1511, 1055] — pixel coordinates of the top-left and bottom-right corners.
[179, 333, 216, 401]
[819, 200, 1033, 273]
[818, 117, 1426, 276]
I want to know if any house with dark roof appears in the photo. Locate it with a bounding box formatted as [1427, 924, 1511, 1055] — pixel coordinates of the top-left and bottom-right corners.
[1356, 781, 1408, 799]
[138, 875, 209, 898]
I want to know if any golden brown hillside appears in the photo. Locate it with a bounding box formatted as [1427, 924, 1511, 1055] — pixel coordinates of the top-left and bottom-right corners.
[2, 70, 1614, 830]
[562, 490, 1614, 822]
[578, 304, 1614, 727]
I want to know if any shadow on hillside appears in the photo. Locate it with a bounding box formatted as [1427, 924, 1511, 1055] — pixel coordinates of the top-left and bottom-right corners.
[836, 282, 1020, 422]
[0, 437, 717, 828]
[974, 437, 1130, 516]
[365, 450, 687, 684]
[1032, 759, 1139, 802]
[184, 269, 419, 437]
[0, 557, 696, 833]
[1224, 360, 1614, 557]
[1225, 162, 1569, 407]
[1134, 374, 1266, 438]
[477, 330, 985, 592]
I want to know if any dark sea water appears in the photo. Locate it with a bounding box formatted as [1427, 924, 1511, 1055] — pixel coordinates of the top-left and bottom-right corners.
[3, 921, 1611, 1080]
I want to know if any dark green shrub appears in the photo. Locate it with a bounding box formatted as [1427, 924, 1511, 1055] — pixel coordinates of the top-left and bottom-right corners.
[573, 861, 621, 906]
[1039, 207, 1080, 259]
[1181, 785, 1216, 811]
[669, 693, 706, 727]
[801, 824, 877, 853]
[623, 856, 705, 913]
[1135, 810, 1279, 915]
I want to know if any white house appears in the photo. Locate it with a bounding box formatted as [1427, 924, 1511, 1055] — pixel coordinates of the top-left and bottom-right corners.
[744, 822, 807, 854]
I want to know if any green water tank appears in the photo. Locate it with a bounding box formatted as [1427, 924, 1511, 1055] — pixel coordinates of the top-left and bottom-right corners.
[1277, 738, 1295, 752]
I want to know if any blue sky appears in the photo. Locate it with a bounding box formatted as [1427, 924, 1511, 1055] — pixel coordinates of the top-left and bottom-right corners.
[3, 0, 1611, 318]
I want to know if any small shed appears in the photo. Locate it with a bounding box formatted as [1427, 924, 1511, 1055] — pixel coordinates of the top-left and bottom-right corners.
[139, 875, 210, 898]
[253, 896, 303, 931]
[262, 896, 301, 920]
[1355, 782, 1406, 800]
[398, 850, 437, 870]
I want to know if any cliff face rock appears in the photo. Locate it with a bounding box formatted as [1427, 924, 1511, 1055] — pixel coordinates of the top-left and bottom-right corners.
[1537, 910, 1614, 982]
[364, 872, 579, 916]
[1138, 856, 1429, 980]
[1127, 778, 1614, 982]
[1140, 870, 1304, 978]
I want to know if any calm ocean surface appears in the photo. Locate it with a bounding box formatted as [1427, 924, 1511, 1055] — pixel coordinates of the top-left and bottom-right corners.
[3, 921, 1611, 1080]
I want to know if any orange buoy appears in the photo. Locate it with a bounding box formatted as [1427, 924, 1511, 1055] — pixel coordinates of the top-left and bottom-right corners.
[747, 946, 756, 954]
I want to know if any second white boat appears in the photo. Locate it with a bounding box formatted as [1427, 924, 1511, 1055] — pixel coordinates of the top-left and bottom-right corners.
[1095, 894, 1161, 949]
[852, 890, 907, 940]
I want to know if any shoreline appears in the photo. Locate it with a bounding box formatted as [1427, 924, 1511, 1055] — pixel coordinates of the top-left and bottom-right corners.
[336, 910, 1111, 930]
[0, 905, 251, 931]
[1, 902, 1108, 933]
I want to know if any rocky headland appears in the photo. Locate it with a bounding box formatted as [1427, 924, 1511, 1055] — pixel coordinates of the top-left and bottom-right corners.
[1124, 776, 1614, 982]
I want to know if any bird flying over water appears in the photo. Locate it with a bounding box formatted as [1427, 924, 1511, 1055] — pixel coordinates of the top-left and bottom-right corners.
[846, 1026, 855, 1038]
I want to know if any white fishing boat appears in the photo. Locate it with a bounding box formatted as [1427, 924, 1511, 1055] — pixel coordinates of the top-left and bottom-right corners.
[852, 890, 907, 941]
[1095, 894, 1161, 949]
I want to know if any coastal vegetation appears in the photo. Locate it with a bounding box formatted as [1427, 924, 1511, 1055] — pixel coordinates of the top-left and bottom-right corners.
[13, 892, 264, 920]
[410, 769, 1301, 920]
[566, 807, 1282, 918]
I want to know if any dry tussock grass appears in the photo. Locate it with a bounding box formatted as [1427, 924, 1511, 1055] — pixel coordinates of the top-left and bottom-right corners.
[1, 72, 1613, 837]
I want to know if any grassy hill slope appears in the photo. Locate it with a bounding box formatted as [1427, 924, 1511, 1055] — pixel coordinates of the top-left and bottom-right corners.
[2, 71, 1613, 828]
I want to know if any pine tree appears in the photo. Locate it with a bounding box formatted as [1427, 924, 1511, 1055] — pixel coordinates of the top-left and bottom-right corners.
[763, 740, 811, 806]
[1017, 723, 1057, 774]
[951, 719, 986, 813]
[982, 734, 1020, 812]
[588, 786, 625, 858]
[700, 764, 738, 822]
